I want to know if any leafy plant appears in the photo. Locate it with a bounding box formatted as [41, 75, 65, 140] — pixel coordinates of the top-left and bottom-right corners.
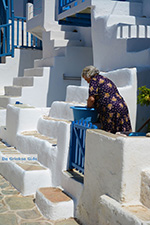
[137, 86, 150, 106]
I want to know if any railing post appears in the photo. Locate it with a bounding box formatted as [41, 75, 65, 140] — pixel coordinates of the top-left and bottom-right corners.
[26, 2, 33, 21]
[11, 0, 14, 57]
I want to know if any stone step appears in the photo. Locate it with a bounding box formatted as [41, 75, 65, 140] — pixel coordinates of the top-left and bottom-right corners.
[24, 67, 44, 77]
[21, 130, 57, 145]
[35, 187, 74, 220]
[54, 47, 66, 56]
[61, 170, 84, 211]
[49, 101, 86, 121]
[0, 141, 51, 196]
[16, 118, 71, 187]
[34, 57, 54, 68]
[37, 115, 70, 138]
[99, 195, 150, 224]
[49, 30, 80, 40]
[0, 95, 22, 108]
[16, 130, 58, 177]
[52, 39, 83, 47]
[13, 77, 34, 86]
[4, 86, 22, 96]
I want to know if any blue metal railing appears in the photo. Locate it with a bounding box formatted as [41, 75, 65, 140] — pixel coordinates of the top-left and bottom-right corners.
[14, 16, 42, 49]
[0, 0, 7, 25]
[59, 0, 85, 14]
[69, 120, 97, 174]
[0, 0, 14, 57]
[0, 0, 42, 59]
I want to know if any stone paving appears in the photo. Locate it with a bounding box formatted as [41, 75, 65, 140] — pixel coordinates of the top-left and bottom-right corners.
[0, 174, 81, 225]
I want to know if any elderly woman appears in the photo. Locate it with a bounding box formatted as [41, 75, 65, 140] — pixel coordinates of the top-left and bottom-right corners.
[82, 65, 132, 134]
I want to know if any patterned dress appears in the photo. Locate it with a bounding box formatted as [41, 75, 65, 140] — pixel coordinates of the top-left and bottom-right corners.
[89, 74, 132, 133]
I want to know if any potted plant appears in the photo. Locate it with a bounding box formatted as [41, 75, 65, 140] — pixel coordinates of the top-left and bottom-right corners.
[137, 86, 150, 132]
[137, 86, 150, 106]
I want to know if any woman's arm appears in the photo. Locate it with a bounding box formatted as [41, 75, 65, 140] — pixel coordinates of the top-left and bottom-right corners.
[87, 95, 95, 108]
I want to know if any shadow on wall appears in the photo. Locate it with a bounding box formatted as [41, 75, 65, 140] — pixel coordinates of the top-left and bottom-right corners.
[18, 49, 42, 77]
[46, 67, 81, 107]
[129, 0, 143, 17]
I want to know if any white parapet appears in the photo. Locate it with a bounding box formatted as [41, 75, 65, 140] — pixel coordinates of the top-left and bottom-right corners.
[35, 187, 74, 220]
[16, 116, 71, 187]
[77, 129, 150, 225]
[140, 170, 150, 209]
[0, 104, 49, 147]
[98, 195, 146, 225]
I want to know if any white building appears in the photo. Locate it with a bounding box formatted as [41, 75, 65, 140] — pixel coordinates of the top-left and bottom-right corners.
[0, 0, 150, 224]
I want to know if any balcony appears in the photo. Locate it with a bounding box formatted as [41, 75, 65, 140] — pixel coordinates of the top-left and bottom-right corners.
[58, 0, 91, 27]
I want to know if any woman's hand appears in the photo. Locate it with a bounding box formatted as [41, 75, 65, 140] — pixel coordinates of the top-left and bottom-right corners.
[87, 96, 95, 108]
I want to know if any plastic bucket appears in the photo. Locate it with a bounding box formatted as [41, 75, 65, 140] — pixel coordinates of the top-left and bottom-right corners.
[70, 106, 98, 122]
[128, 132, 146, 136]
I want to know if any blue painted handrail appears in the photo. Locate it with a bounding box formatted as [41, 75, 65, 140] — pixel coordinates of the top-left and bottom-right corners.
[0, 0, 7, 25]
[69, 120, 97, 174]
[59, 0, 85, 14]
[0, 0, 13, 57]
[14, 16, 42, 50]
[0, 0, 42, 59]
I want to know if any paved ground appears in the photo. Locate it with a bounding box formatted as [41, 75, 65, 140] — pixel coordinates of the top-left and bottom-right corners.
[0, 174, 80, 225]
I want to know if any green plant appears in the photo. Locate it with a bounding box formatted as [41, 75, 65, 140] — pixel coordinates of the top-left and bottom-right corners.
[137, 86, 150, 106]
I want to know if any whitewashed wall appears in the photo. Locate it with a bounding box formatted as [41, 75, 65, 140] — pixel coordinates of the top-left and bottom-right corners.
[77, 129, 150, 225]
[0, 49, 42, 95]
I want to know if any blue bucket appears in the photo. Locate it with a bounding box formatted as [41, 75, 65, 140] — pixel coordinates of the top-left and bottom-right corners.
[70, 106, 98, 122]
[128, 132, 146, 136]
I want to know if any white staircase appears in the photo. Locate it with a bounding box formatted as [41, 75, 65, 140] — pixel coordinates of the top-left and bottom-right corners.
[0, 22, 92, 108]
[0, 83, 86, 220]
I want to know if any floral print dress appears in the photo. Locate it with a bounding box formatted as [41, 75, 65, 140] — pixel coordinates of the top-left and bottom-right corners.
[89, 74, 132, 133]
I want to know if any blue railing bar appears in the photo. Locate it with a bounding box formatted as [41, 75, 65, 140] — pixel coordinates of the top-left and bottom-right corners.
[74, 128, 85, 156]
[21, 19, 24, 46]
[14, 16, 26, 20]
[7, 0, 10, 18]
[0, 23, 12, 28]
[35, 37, 37, 47]
[71, 162, 84, 174]
[62, 0, 76, 7]
[7, 21, 10, 53]
[2, 0, 6, 10]
[3, 28, 5, 54]
[6, 5, 9, 24]
[17, 19, 19, 46]
[11, 1, 14, 57]
[79, 128, 83, 166]
[26, 32, 28, 47]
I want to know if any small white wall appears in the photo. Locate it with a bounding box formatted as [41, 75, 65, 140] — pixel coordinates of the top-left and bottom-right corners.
[0, 48, 42, 95]
[1, 104, 49, 147]
[77, 129, 150, 225]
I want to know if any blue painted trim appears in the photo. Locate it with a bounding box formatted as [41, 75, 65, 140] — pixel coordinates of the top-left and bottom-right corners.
[69, 120, 97, 174]
[59, 19, 91, 27]
[2, 0, 6, 10]
[76, 13, 91, 19]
